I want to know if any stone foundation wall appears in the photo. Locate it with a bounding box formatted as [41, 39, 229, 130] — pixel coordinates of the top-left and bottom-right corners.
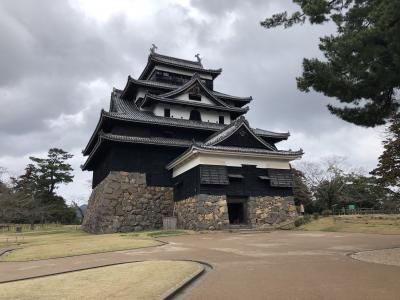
[82, 171, 173, 233]
[174, 194, 229, 230]
[248, 196, 297, 228]
[175, 194, 297, 230]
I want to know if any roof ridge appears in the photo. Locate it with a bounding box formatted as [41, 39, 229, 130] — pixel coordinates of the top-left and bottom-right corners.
[151, 52, 203, 67]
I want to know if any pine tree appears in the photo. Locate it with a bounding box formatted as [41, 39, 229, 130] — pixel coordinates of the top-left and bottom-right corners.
[261, 0, 400, 126]
[371, 114, 400, 187]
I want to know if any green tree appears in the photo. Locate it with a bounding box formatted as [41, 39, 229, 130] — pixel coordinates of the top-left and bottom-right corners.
[292, 168, 313, 212]
[261, 0, 400, 126]
[340, 173, 393, 209]
[29, 148, 74, 194]
[371, 114, 400, 188]
[8, 149, 76, 224]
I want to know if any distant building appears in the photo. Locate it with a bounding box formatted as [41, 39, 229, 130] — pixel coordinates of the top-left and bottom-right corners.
[82, 48, 303, 233]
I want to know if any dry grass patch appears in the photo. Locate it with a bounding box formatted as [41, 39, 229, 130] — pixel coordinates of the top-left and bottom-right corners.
[301, 214, 400, 235]
[0, 260, 203, 300]
[0, 226, 162, 261]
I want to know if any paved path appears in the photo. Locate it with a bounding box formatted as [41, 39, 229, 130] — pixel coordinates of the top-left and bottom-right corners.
[1, 231, 400, 299]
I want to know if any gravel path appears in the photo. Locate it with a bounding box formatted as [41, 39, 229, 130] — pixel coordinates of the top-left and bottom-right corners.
[352, 248, 400, 266]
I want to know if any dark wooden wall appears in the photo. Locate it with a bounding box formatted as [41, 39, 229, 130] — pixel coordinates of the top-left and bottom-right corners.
[91, 142, 186, 188]
[173, 165, 293, 201]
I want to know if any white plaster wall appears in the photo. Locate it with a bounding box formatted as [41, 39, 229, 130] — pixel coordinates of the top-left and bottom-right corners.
[135, 88, 147, 101]
[152, 103, 231, 124]
[172, 152, 292, 177]
[175, 93, 215, 105]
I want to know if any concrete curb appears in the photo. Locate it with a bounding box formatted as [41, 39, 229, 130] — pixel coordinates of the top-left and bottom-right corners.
[163, 260, 213, 300]
[0, 248, 14, 257]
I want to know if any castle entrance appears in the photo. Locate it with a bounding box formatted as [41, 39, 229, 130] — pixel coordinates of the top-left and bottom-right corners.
[227, 197, 248, 224]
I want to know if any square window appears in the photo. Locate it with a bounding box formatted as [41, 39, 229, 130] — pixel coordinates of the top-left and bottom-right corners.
[189, 94, 201, 101]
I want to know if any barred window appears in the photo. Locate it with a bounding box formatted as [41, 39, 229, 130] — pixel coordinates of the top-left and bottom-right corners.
[200, 165, 229, 185]
[268, 169, 293, 187]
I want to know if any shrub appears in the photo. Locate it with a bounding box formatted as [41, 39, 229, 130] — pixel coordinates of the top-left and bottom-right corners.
[304, 214, 312, 223]
[321, 209, 332, 216]
[313, 212, 320, 220]
[294, 217, 304, 227]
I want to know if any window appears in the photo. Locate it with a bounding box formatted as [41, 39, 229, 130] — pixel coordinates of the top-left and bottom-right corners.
[268, 170, 293, 187]
[200, 165, 229, 185]
[164, 108, 170, 117]
[189, 94, 201, 101]
[219, 116, 225, 124]
[189, 110, 202, 121]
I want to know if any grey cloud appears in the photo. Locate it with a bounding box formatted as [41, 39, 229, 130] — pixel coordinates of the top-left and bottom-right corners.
[0, 0, 383, 202]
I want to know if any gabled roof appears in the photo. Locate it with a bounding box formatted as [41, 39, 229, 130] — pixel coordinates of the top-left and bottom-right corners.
[204, 116, 276, 151]
[159, 74, 229, 107]
[140, 93, 249, 114]
[120, 77, 252, 105]
[166, 143, 303, 171]
[83, 91, 290, 156]
[139, 52, 222, 80]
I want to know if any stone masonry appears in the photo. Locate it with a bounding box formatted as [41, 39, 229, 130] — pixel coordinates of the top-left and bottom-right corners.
[82, 171, 296, 232]
[248, 196, 297, 228]
[174, 194, 229, 230]
[174, 194, 297, 230]
[82, 171, 173, 233]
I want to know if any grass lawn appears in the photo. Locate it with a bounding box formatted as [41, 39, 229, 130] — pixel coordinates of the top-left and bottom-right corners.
[0, 260, 203, 300]
[0, 226, 189, 261]
[301, 214, 400, 235]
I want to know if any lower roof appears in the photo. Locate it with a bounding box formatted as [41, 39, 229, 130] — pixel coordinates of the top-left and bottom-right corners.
[82, 92, 290, 156]
[82, 131, 302, 171]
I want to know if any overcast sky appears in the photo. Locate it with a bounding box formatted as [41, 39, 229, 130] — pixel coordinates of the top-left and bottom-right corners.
[0, 0, 385, 204]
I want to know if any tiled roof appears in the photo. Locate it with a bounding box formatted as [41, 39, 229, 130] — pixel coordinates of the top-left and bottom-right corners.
[121, 77, 252, 103]
[83, 131, 302, 170]
[212, 91, 252, 102]
[83, 91, 289, 155]
[203, 116, 275, 150]
[196, 144, 303, 156]
[141, 94, 248, 114]
[166, 143, 303, 170]
[151, 53, 203, 68]
[82, 132, 192, 170]
[110, 92, 225, 130]
[101, 133, 192, 147]
[139, 53, 222, 80]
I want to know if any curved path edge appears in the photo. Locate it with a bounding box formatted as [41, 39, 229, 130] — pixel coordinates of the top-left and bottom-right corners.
[0, 238, 167, 263]
[348, 246, 400, 267]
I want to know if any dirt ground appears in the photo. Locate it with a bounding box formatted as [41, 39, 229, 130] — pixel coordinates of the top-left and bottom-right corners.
[1, 231, 400, 300]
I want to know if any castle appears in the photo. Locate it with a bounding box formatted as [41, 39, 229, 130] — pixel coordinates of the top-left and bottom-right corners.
[82, 47, 302, 233]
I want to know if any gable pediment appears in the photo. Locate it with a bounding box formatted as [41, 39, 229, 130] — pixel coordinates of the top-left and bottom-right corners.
[173, 84, 217, 106]
[160, 76, 228, 107]
[204, 118, 275, 150]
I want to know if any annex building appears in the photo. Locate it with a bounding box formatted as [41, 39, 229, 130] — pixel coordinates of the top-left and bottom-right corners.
[82, 47, 303, 233]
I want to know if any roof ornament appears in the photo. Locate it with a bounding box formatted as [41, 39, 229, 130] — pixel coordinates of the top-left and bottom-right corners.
[150, 44, 158, 54]
[195, 53, 202, 65]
